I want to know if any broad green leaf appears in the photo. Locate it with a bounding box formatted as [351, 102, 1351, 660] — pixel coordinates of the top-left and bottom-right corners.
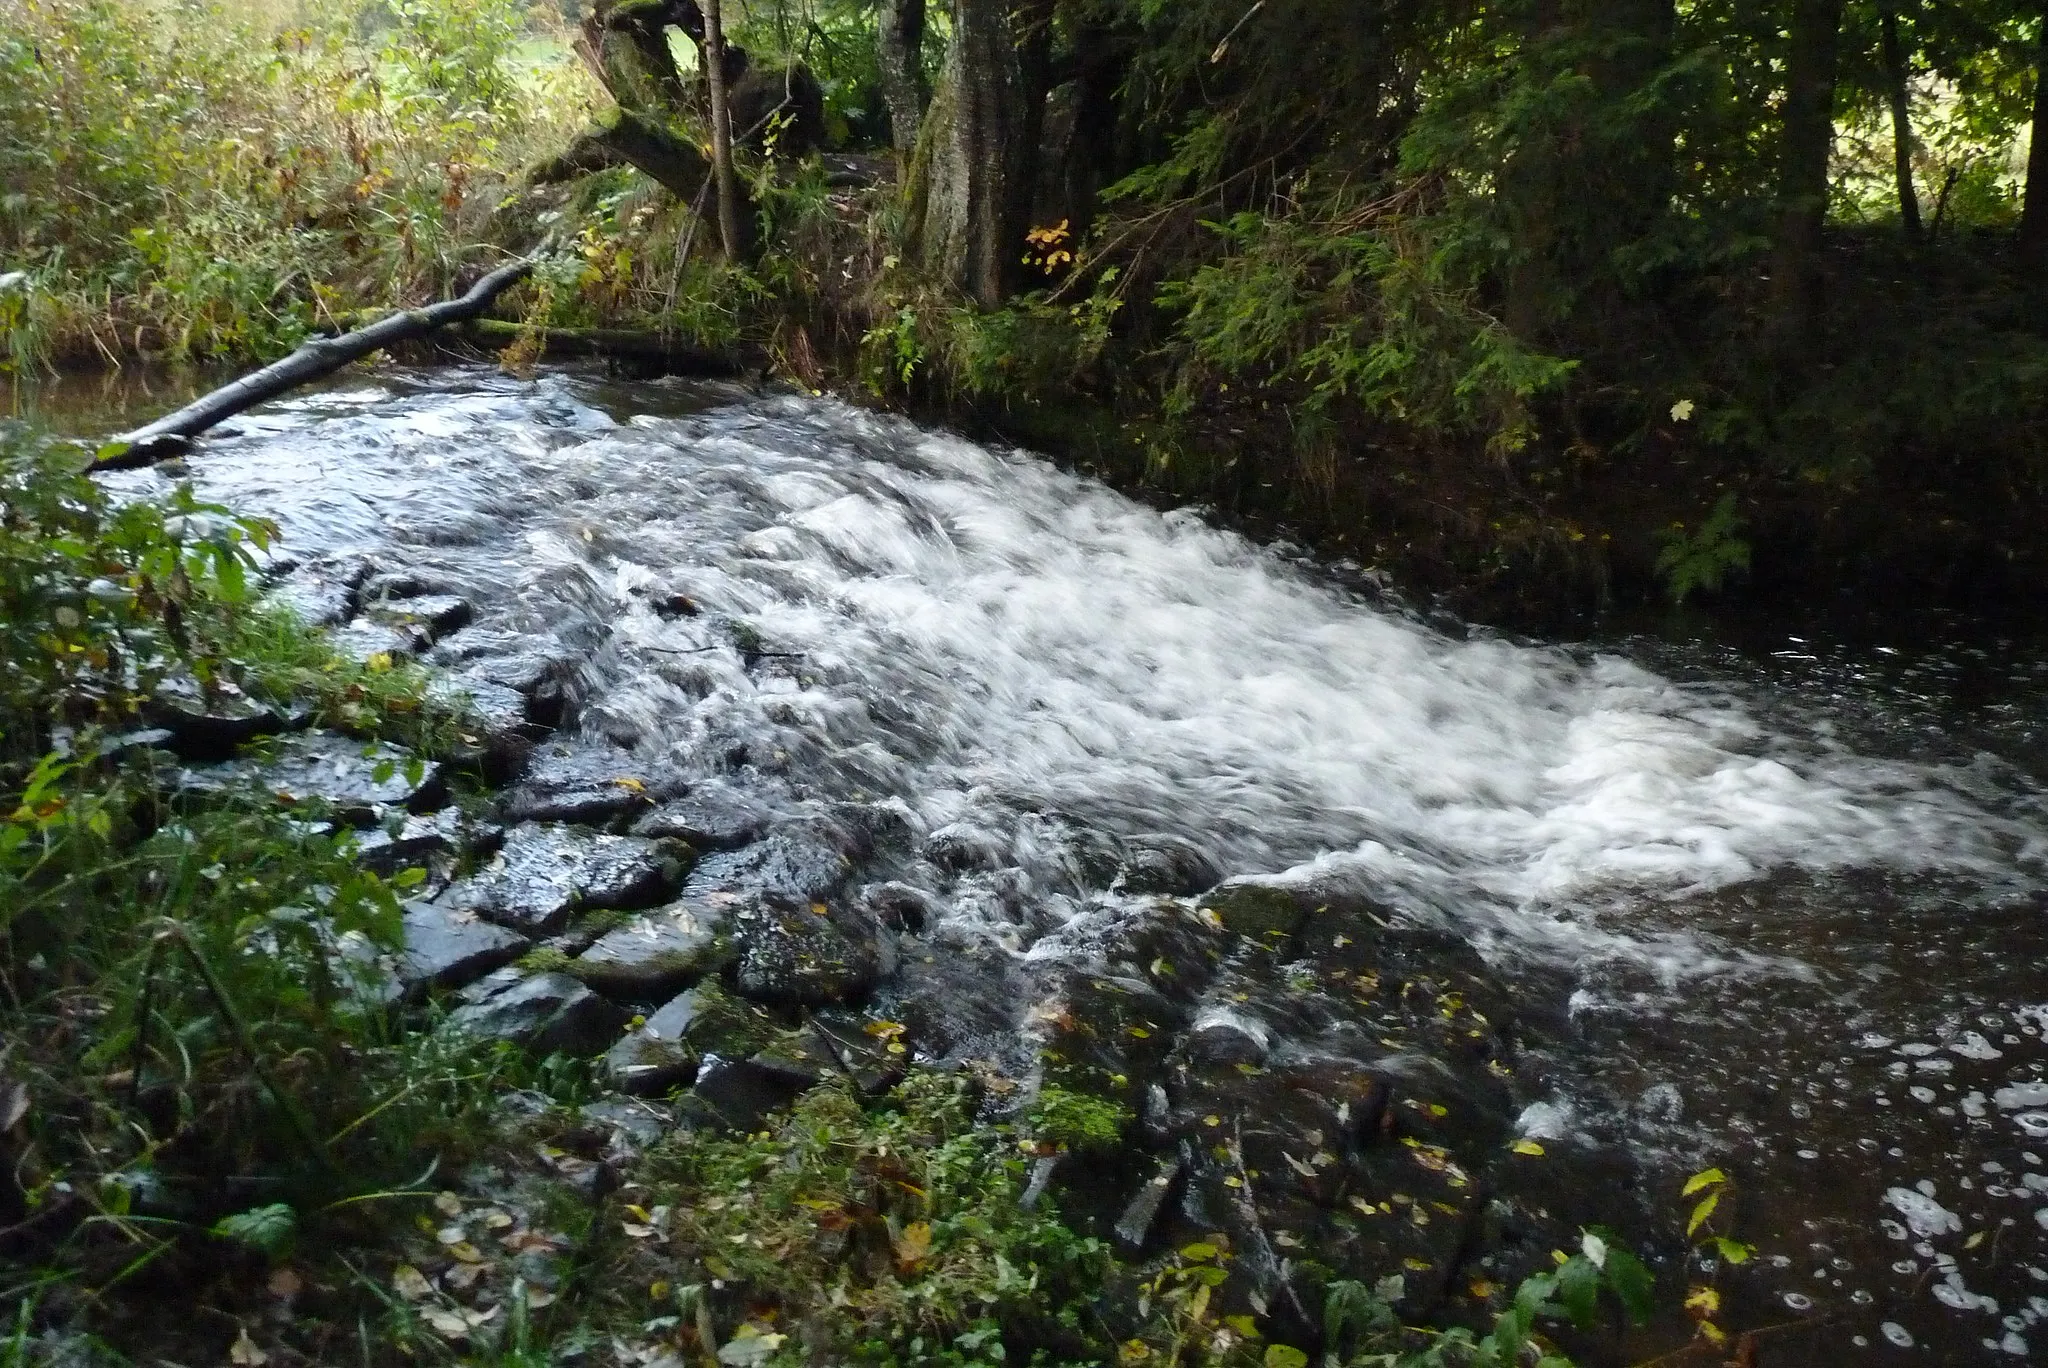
[1681, 1168, 1726, 1197]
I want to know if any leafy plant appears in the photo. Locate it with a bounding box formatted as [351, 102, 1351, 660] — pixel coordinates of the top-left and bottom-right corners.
[1654, 494, 1750, 605]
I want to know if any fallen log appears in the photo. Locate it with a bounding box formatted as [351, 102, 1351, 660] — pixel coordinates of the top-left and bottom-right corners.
[449, 318, 743, 372]
[94, 258, 536, 470]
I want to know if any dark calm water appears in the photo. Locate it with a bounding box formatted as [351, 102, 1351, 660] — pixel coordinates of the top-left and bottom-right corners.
[21, 363, 2048, 1364]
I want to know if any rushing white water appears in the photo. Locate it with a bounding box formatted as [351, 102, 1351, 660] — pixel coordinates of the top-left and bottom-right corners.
[122, 369, 2045, 976]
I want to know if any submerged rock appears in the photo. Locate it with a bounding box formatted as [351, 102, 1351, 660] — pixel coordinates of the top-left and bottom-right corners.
[442, 823, 689, 935]
[442, 971, 629, 1055]
[364, 592, 472, 644]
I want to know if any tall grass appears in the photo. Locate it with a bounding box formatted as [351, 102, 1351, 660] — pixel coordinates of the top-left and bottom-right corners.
[0, 0, 597, 370]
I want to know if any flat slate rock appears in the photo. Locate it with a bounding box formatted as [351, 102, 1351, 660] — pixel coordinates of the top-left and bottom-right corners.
[684, 820, 861, 905]
[441, 971, 628, 1056]
[630, 785, 768, 851]
[680, 1053, 806, 1132]
[398, 899, 528, 994]
[326, 619, 419, 666]
[441, 823, 687, 935]
[264, 557, 368, 627]
[602, 983, 711, 1095]
[176, 733, 445, 826]
[573, 899, 732, 999]
[501, 744, 680, 825]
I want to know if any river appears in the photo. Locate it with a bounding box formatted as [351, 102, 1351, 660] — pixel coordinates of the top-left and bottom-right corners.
[24, 363, 2048, 1364]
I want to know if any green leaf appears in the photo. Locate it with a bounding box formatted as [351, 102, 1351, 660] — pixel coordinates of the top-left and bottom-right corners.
[1687, 1190, 1721, 1237]
[1179, 1242, 1219, 1262]
[1554, 1254, 1599, 1328]
[1712, 1236, 1754, 1265]
[392, 866, 428, 888]
[1681, 1168, 1726, 1197]
[211, 1203, 296, 1255]
[1602, 1249, 1655, 1326]
[1262, 1347, 1308, 1368]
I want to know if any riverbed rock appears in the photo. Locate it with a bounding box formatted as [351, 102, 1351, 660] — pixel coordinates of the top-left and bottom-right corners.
[352, 805, 470, 882]
[686, 818, 865, 905]
[264, 555, 369, 626]
[144, 672, 300, 760]
[1120, 835, 1223, 896]
[1197, 876, 1314, 941]
[442, 971, 628, 1055]
[681, 1054, 806, 1132]
[431, 673, 546, 777]
[424, 630, 580, 723]
[630, 784, 768, 850]
[398, 899, 528, 994]
[441, 823, 689, 935]
[364, 592, 473, 644]
[326, 619, 419, 666]
[572, 899, 732, 999]
[175, 733, 446, 826]
[602, 983, 712, 1094]
[731, 896, 887, 1007]
[501, 744, 680, 826]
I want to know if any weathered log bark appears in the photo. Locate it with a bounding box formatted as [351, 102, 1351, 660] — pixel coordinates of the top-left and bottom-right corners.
[905, 0, 1040, 307]
[877, 0, 928, 158]
[95, 259, 535, 470]
[451, 319, 743, 371]
[591, 106, 713, 200]
[703, 0, 744, 259]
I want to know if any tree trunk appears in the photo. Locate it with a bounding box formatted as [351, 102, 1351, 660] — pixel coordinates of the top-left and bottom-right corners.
[2022, 8, 2048, 270]
[1881, 2, 1921, 241]
[877, 0, 928, 159]
[1771, 0, 1845, 346]
[702, 0, 744, 260]
[905, 0, 1036, 307]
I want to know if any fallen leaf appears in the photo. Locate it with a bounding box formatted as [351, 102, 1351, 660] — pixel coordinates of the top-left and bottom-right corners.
[1511, 1139, 1545, 1157]
[266, 1268, 302, 1300]
[229, 1328, 268, 1366]
[435, 1224, 466, 1245]
[444, 1261, 487, 1290]
[0, 1080, 27, 1132]
[393, 1265, 433, 1301]
[423, 1308, 472, 1339]
[433, 1192, 464, 1218]
[448, 1241, 485, 1263]
[479, 1208, 514, 1229]
[893, 1220, 933, 1268]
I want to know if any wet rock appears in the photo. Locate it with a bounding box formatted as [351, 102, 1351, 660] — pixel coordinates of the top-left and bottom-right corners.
[572, 899, 732, 999]
[365, 593, 472, 644]
[144, 673, 301, 760]
[398, 899, 528, 994]
[1121, 835, 1223, 896]
[731, 897, 887, 1007]
[426, 630, 579, 722]
[442, 824, 689, 935]
[630, 784, 768, 850]
[327, 619, 418, 666]
[442, 971, 629, 1055]
[857, 881, 944, 933]
[811, 1009, 912, 1095]
[352, 806, 468, 881]
[579, 1097, 671, 1155]
[432, 674, 546, 778]
[686, 819, 864, 904]
[748, 1025, 838, 1089]
[603, 984, 711, 1094]
[265, 556, 368, 626]
[1114, 1155, 1185, 1252]
[1198, 877, 1315, 941]
[175, 733, 446, 826]
[501, 744, 677, 826]
[681, 1054, 805, 1132]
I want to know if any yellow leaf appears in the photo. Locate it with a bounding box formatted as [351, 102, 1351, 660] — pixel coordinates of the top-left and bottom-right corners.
[1685, 1286, 1721, 1318]
[365, 652, 392, 673]
[1687, 1190, 1721, 1238]
[1697, 1321, 1727, 1345]
[609, 776, 647, 793]
[894, 1220, 933, 1267]
[1511, 1139, 1545, 1156]
[448, 1241, 484, 1263]
[392, 1265, 433, 1301]
[1119, 1341, 1152, 1365]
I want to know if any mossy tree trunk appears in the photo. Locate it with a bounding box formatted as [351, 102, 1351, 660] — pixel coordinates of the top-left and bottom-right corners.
[702, 0, 744, 258]
[904, 0, 1051, 308]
